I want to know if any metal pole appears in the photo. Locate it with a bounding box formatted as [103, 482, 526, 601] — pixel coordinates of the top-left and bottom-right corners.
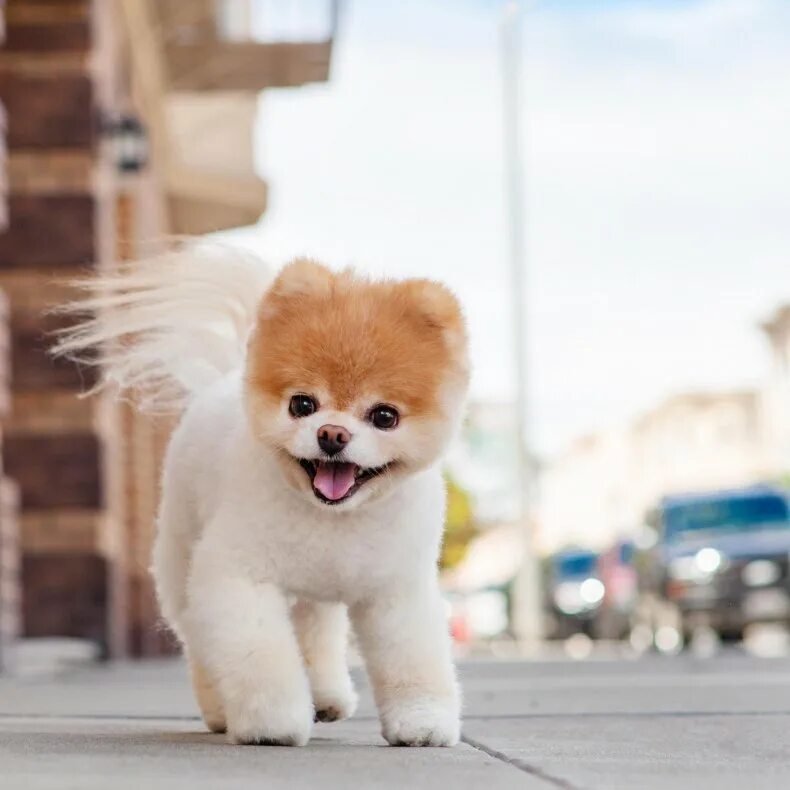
[500, 0, 542, 649]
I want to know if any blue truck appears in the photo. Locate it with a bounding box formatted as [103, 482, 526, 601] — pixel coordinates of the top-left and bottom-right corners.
[647, 485, 790, 641]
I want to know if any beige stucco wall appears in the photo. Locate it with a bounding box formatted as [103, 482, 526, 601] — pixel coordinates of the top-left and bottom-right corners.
[166, 92, 259, 178]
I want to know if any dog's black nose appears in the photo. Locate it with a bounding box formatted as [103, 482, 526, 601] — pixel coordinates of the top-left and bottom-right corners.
[317, 424, 351, 456]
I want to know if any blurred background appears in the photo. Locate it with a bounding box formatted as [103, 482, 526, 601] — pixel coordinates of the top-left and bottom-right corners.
[1, 0, 790, 672]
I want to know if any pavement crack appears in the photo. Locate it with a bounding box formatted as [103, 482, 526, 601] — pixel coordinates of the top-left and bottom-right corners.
[462, 733, 583, 790]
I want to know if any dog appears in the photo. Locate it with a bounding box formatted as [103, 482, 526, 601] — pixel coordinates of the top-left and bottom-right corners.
[54, 246, 469, 747]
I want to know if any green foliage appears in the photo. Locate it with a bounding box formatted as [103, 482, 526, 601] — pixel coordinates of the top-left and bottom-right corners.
[441, 474, 478, 570]
[772, 473, 790, 490]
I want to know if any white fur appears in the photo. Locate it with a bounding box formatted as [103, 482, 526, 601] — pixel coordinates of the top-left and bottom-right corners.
[55, 247, 462, 747]
[51, 242, 272, 412]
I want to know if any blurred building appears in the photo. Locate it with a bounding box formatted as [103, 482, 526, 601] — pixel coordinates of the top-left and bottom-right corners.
[538, 426, 632, 554]
[760, 305, 790, 476]
[0, 0, 22, 674]
[629, 391, 766, 512]
[538, 387, 773, 554]
[0, 0, 338, 662]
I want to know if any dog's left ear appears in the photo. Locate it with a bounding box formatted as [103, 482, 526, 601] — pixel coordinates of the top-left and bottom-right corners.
[400, 279, 468, 374]
[401, 279, 465, 335]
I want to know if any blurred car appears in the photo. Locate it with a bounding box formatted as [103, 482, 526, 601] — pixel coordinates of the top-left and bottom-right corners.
[643, 485, 790, 642]
[545, 549, 604, 638]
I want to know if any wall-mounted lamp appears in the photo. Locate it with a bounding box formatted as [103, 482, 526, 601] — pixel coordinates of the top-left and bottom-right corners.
[102, 114, 149, 174]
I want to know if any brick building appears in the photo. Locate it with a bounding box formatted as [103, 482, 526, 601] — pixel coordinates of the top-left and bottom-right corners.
[0, 0, 338, 664]
[0, 0, 22, 674]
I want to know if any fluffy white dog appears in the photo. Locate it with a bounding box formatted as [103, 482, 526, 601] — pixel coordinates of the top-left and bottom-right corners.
[55, 247, 469, 747]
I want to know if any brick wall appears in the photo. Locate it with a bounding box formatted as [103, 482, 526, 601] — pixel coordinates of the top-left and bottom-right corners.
[0, 286, 21, 672]
[0, 0, 6, 231]
[0, 476, 20, 672]
[0, 0, 18, 674]
[0, 0, 127, 658]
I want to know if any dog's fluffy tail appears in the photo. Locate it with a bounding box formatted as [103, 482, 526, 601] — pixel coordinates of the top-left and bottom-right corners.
[51, 242, 272, 412]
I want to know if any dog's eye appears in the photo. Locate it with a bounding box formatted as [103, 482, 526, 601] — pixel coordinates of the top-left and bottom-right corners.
[369, 404, 399, 430]
[289, 394, 318, 418]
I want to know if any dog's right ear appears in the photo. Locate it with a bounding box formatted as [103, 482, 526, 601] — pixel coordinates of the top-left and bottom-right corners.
[267, 258, 334, 300]
[259, 258, 334, 321]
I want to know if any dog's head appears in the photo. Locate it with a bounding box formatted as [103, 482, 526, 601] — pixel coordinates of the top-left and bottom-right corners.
[244, 259, 469, 510]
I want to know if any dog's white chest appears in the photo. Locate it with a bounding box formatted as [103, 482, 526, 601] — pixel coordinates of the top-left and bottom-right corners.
[231, 474, 442, 604]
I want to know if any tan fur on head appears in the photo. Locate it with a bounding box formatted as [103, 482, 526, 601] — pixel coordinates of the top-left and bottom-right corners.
[247, 259, 468, 416]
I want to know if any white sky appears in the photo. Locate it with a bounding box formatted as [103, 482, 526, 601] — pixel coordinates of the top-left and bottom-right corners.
[233, 0, 790, 457]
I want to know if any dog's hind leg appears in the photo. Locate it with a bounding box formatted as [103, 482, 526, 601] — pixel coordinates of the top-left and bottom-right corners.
[292, 600, 358, 722]
[151, 477, 229, 734]
[150, 486, 193, 644]
[152, 489, 228, 734]
[189, 657, 227, 733]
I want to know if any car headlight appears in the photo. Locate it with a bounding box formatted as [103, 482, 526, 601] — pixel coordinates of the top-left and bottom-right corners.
[668, 556, 698, 581]
[742, 560, 781, 587]
[554, 582, 584, 615]
[668, 548, 725, 582]
[554, 578, 604, 614]
[695, 547, 723, 574]
[579, 577, 605, 605]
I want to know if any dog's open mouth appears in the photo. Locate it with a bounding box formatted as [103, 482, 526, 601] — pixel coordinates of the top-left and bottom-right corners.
[298, 459, 390, 504]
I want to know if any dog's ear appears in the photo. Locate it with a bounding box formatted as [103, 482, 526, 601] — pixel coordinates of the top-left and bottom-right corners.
[400, 279, 468, 372]
[400, 278, 465, 334]
[267, 258, 334, 300]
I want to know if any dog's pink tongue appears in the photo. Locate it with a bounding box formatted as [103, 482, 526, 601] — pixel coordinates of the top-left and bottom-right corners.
[314, 462, 357, 501]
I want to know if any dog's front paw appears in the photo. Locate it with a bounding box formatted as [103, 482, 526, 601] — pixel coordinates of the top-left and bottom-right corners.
[381, 699, 460, 747]
[313, 682, 358, 723]
[226, 694, 313, 746]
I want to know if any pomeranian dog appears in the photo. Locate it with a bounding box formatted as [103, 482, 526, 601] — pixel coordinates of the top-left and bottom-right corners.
[54, 246, 469, 747]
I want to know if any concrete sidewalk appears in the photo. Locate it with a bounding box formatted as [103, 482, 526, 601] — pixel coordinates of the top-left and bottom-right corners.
[1, 653, 789, 789]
